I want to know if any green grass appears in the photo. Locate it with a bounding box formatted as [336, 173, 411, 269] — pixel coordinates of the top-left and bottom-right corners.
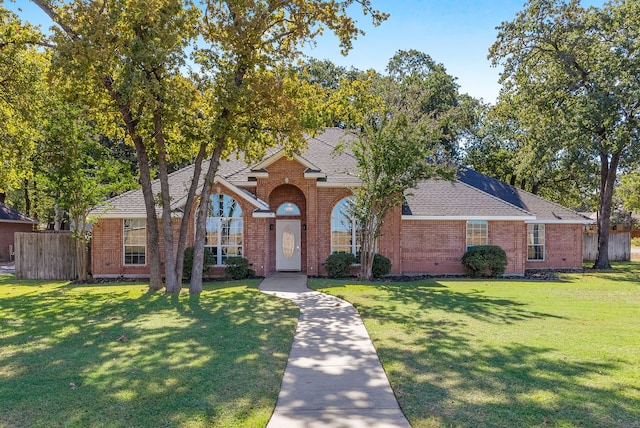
[0, 276, 298, 427]
[309, 263, 640, 428]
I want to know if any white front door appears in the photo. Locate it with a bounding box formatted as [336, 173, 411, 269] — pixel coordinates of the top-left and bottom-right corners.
[276, 220, 301, 271]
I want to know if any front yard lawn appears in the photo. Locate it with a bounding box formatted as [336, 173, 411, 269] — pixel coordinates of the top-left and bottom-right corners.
[0, 277, 298, 427]
[309, 263, 640, 428]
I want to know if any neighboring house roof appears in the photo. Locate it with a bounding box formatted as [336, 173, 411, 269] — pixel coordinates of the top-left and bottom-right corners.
[457, 168, 593, 223]
[92, 128, 589, 224]
[0, 203, 38, 224]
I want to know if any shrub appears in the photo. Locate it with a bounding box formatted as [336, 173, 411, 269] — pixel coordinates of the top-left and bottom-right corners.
[225, 256, 254, 280]
[372, 253, 392, 278]
[324, 252, 356, 278]
[182, 247, 215, 281]
[461, 245, 508, 277]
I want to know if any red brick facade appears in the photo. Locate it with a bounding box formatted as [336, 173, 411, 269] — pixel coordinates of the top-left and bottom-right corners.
[90, 156, 585, 278]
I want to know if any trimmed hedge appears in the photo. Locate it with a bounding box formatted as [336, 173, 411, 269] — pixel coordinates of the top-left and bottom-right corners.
[461, 245, 508, 277]
[325, 253, 356, 278]
[225, 256, 255, 280]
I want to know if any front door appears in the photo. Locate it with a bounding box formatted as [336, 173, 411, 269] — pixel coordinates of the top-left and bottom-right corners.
[276, 220, 301, 271]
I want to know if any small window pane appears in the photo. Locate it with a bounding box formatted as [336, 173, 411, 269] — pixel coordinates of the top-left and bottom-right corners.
[466, 221, 488, 249]
[276, 202, 301, 216]
[124, 219, 146, 265]
[527, 224, 545, 261]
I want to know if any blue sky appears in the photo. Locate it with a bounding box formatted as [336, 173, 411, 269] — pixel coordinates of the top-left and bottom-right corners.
[9, 0, 606, 103]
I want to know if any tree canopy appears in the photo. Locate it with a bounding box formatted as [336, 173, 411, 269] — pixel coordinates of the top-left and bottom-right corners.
[329, 50, 469, 279]
[489, 0, 640, 268]
[29, 0, 388, 291]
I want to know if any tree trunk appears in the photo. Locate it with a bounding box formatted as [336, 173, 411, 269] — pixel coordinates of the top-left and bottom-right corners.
[174, 144, 207, 285]
[54, 203, 63, 231]
[75, 237, 88, 281]
[358, 217, 376, 280]
[136, 145, 164, 290]
[154, 112, 180, 293]
[593, 150, 620, 269]
[24, 179, 31, 216]
[103, 77, 163, 290]
[191, 143, 224, 293]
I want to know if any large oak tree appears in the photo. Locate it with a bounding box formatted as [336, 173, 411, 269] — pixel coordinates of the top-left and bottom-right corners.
[489, 0, 640, 268]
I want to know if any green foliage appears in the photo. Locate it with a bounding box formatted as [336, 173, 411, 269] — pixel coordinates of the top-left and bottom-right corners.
[461, 245, 508, 278]
[489, 0, 640, 267]
[325, 253, 357, 278]
[618, 171, 640, 214]
[330, 49, 465, 279]
[372, 253, 392, 278]
[182, 247, 215, 281]
[0, 6, 46, 195]
[224, 256, 255, 280]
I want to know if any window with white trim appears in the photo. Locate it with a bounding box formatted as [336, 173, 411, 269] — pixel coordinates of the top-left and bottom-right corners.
[331, 197, 360, 257]
[205, 194, 243, 266]
[527, 224, 545, 261]
[466, 220, 488, 250]
[123, 219, 146, 265]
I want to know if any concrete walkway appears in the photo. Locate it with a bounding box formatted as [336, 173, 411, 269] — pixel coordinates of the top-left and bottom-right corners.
[259, 273, 410, 428]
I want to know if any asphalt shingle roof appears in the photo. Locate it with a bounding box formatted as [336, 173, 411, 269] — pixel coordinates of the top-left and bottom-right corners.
[457, 167, 592, 222]
[0, 203, 38, 224]
[404, 178, 535, 218]
[93, 128, 589, 223]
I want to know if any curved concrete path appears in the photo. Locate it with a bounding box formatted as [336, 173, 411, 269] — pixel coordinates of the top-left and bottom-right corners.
[259, 273, 410, 428]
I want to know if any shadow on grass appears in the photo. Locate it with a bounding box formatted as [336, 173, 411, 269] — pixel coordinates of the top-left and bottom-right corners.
[310, 278, 639, 427]
[581, 261, 640, 283]
[0, 278, 298, 427]
[313, 280, 563, 325]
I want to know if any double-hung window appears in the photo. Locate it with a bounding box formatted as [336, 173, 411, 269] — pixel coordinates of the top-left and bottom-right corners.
[527, 224, 545, 261]
[466, 220, 488, 250]
[123, 219, 146, 265]
[330, 197, 360, 258]
[205, 194, 243, 266]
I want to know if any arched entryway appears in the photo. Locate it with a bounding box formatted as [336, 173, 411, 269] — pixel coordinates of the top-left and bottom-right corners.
[269, 184, 306, 272]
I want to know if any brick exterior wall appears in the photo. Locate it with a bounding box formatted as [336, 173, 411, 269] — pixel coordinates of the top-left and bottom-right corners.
[90, 156, 585, 278]
[400, 220, 528, 275]
[489, 221, 526, 275]
[0, 223, 35, 261]
[401, 220, 467, 275]
[525, 223, 583, 270]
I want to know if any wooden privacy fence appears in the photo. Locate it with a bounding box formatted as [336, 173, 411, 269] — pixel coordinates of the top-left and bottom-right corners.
[583, 230, 630, 261]
[15, 232, 77, 280]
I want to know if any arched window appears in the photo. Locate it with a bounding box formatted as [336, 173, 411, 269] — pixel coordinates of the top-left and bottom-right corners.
[331, 197, 360, 257]
[205, 194, 243, 265]
[276, 202, 301, 216]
